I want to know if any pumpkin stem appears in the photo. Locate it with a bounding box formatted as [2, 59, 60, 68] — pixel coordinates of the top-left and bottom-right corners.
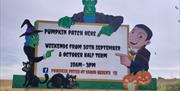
[130, 72, 134, 75]
[142, 69, 145, 72]
[128, 83, 135, 91]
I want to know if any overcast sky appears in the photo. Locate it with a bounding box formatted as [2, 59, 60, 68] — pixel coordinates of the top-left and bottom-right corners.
[0, 0, 180, 79]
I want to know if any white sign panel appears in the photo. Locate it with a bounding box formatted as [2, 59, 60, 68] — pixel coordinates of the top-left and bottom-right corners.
[35, 20, 128, 81]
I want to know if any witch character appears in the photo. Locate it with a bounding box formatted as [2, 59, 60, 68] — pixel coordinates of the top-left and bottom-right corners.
[20, 19, 53, 87]
[20, 19, 53, 73]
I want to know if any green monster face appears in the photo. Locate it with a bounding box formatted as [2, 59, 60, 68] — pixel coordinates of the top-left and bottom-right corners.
[83, 0, 97, 16]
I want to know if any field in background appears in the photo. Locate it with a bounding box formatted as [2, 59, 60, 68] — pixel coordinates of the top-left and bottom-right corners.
[0, 79, 180, 91]
[157, 78, 180, 91]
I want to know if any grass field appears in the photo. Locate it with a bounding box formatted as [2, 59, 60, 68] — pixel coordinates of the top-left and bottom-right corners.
[157, 78, 180, 91]
[0, 79, 179, 91]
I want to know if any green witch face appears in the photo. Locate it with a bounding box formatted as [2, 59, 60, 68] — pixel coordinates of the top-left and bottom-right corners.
[31, 33, 39, 47]
[25, 33, 39, 48]
[83, 0, 97, 16]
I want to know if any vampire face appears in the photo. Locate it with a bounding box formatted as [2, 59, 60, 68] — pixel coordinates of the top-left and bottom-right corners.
[129, 27, 150, 49]
[83, 0, 96, 16]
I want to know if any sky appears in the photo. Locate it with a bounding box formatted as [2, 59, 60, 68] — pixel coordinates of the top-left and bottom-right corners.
[0, 0, 180, 79]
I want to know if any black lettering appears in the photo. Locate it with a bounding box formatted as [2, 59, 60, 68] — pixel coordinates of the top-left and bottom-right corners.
[70, 62, 83, 67]
[45, 43, 68, 49]
[84, 31, 96, 36]
[95, 53, 107, 58]
[69, 44, 82, 49]
[59, 52, 62, 57]
[86, 62, 96, 68]
[84, 53, 94, 58]
[96, 45, 121, 51]
[44, 29, 67, 35]
[68, 30, 83, 36]
[83, 45, 94, 50]
[63, 52, 83, 58]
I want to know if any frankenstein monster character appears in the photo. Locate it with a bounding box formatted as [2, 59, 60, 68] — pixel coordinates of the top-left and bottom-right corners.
[58, 0, 123, 37]
[116, 24, 153, 74]
[20, 19, 53, 74]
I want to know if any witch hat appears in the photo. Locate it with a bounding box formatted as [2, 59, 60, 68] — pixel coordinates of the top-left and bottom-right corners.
[20, 19, 42, 37]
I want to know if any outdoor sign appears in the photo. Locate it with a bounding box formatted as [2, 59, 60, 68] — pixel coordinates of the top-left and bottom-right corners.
[35, 20, 129, 81]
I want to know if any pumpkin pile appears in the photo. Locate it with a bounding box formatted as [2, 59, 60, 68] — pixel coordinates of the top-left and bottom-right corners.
[122, 71, 152, 89]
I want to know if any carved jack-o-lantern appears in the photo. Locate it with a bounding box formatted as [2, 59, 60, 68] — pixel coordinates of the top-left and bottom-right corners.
[122, 74, 139, 89]
[135, 71, 152, 85]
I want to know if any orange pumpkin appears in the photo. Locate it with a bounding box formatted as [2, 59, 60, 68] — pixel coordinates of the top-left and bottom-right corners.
[122, 74, 139, 89]
[135, 71, 152, 85]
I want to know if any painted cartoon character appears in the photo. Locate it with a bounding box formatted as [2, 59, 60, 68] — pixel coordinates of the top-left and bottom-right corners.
[22, 61, 49, 87]
[58, 0, 123, 37]
[47, 73, 79, 89]
[116, 24, 153, 74]
[20, 19, 54, 87]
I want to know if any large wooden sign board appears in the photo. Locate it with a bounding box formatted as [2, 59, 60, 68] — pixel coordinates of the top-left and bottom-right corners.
[35, 20, 129, 81]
